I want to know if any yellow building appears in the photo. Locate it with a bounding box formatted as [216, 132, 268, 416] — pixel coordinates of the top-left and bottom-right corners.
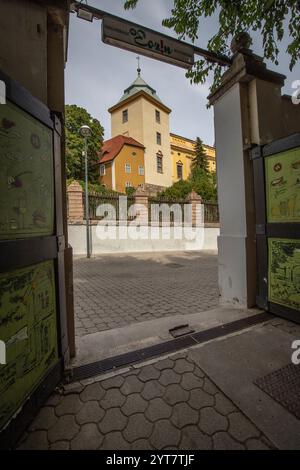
[108, 66, 173, 192]
[106, 65, 216, 192]
[171, 133, 216, 182]
[99, 135, 145, 194]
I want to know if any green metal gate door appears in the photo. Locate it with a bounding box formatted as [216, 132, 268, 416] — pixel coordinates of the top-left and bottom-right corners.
[252, 133, 300, 323]
[0, 71, 67, 446]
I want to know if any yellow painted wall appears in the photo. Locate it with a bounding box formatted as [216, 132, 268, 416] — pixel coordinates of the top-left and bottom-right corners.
[111, 96, 172, 188]
[100, 145, 145, 194]
[171, 134, 216, 183]
[114, 144, 145, 193]
[111, 99, 144, 144]
[100, 162, 113, 189]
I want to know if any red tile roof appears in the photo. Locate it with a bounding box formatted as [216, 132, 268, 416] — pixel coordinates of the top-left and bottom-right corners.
[100, 135, 145, 164]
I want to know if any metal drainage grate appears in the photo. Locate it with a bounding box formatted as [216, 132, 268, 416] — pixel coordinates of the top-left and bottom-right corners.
[255, 363, 300, 419]
[68, 312, 272, 383]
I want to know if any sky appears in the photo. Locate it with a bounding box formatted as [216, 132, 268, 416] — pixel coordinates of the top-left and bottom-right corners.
[66, 0, 300, 146]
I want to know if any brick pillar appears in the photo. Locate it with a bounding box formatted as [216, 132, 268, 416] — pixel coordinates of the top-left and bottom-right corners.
[187, 191, 203, 227]
[67, 181, 84, 223]
[134, 187, 150, 225]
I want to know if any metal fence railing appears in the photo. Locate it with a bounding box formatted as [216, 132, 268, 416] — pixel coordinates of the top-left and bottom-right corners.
[80, 192, 220, 225]
[148, 197, 190, 225]
[204, 202, 219, 224]
[83, 193, 136, 221]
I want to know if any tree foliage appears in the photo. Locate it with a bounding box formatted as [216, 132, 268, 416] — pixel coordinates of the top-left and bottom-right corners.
[192, 137, 209, 172]
[124, 0, 300, 93]
[159, 136, 217, 201]
[65, 105, 104, 184]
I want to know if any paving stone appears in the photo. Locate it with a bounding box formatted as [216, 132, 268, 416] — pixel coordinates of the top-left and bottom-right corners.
[120, 375, 144, 395]
[214, 393, 236, 416]
[213, 432, 245, 450]
[154, 358, 174, 371]
[228, 412, 260, 442]
[180, 425, 213, 450]
[48, 415, 80, 443]
[46, 393, 62, 407]
[159, 369, 181, 386]
[76, 401, 105, 425]
[101, 432, 131, 450]
[55, 394, 83, 417]
[171, 403, 199, 429]
[101, 375, 124, 390]
[100, 389, 126, 409]
[50, 441, 70, 450]
[193, 366, 206, 379]
[141, 380, 165, 400]
[80, 383, 105, 402]
[174, 358, 194, 374]
[188, 389, 214, 410]
[246, 438, 271, 450]
[138, 365, 161, 382]
[199, 408, 228, 436]
[123, 414, 153, 443]
[71, 423, 103, 450]
[122, 394, 148, 416]
[145, 398, 172, 422]
[181, 372, 204, 391]
[131, 439, 153, 450]
[98, 408, 127, 434]
[203, 378, 219, 395]
[150, 420, 181, 450]
[18, 431, 48, 450]
[164, 384, 189, 405]
[29, 407, 57, 431]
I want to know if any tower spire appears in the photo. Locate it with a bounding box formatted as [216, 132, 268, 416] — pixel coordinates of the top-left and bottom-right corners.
[136, 56, 141, 76]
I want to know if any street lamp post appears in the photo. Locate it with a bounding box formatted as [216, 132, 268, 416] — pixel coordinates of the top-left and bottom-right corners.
[79, 125, 92, 259]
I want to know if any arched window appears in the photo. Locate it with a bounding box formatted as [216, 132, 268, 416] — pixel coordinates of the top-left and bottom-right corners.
[176, 160, 183, 180]
[157, 151, 163, 174]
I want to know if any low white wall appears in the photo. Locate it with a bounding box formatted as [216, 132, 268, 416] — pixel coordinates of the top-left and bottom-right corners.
[68, 224, 219, 255]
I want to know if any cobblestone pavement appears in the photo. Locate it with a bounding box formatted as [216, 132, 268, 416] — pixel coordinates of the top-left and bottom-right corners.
[17, 351, 275, 450]
[74, 252, 219, 337]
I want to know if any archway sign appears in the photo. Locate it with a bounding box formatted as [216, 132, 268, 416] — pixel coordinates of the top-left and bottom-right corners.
[71, 2, 232, 69]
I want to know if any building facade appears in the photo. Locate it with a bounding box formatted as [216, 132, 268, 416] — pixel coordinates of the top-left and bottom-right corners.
[100, 135, 145, 193]
[104, 66, 216, 193]
[171, 133, 216, 182]
[108, 68, 173, 192]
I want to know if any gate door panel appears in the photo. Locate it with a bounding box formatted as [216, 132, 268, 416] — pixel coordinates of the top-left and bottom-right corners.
[252, 133, 300, 323]
[0, 71, 66, 438]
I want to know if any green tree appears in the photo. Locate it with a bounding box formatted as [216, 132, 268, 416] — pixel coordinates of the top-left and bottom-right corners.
[159, 179, 193, 199]
[190, 167, 217, 201]
[192, 137, 209, 173]
[65, 105, 104, 184]
[124, 1, 300, 93]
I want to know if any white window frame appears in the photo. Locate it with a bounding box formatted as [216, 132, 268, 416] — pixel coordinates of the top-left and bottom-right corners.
[100, 164, 106, 176]
[157, 154, 163, 174]
[125, 163, 131, 174]
[126, 181, 132, 188]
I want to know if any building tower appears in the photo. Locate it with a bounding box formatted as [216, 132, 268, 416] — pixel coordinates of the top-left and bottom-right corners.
[108, 60, 173, 192]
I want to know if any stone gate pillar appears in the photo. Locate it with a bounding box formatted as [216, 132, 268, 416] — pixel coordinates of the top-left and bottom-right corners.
[208, 38, 288, 308]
